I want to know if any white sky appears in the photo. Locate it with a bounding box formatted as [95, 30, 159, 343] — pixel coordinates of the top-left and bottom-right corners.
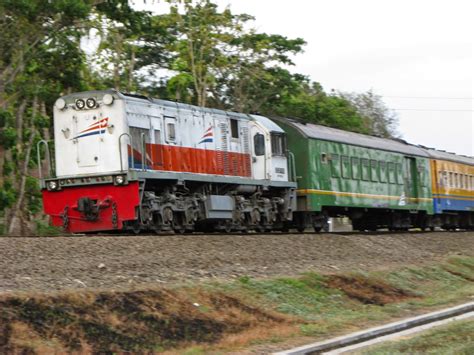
[136, 0, 474, 156]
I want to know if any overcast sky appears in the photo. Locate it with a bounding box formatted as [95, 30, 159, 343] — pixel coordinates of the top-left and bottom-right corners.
[137, 0, 473, 156]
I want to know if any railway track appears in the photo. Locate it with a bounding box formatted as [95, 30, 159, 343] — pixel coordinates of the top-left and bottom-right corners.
[1, 229, 471, 239]
[275, 302, 474, 354]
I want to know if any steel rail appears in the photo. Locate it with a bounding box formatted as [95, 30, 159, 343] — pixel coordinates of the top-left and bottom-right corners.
[274, 302, 474, 355]
[0, 230, 471, 239]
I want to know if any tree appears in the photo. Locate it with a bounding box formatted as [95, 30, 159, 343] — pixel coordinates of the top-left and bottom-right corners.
[0, 0, 98, 234]
[340, 90, 399, 138]
[270, 81, 369, 133]
[90, 1, 174, 92]
[165, 0, 243, 106]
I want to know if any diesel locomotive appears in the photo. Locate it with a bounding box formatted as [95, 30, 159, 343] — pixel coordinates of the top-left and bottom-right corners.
[40, 90, 474, 233]
[40, 90, 296, 233]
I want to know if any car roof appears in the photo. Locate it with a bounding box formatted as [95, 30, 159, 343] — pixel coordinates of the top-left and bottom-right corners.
[274, 117, 430, 157]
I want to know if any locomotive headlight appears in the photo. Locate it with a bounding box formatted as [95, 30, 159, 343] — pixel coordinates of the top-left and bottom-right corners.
[48, 181, 58, 191]
[75, 99, 85, 110]
[86, 97, 96, 109]
[114, 175, 125, 185]
[103, 94, 114, 105]
[55, 98, 66, 110]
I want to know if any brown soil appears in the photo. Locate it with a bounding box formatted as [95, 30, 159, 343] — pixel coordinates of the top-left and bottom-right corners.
[326, 275, 416, 305]
[0, 231, 473, 293]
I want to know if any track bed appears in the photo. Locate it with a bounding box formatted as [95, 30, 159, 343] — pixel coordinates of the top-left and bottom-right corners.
[1, 231, 473, 293]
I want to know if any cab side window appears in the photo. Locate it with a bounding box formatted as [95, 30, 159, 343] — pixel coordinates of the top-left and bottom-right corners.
[254, 133, 265, 156]
[166, 123, 176, 142]
[230, 118, 239, 139]
[130, 126, 150, 151]
[271, 133, 286, 156]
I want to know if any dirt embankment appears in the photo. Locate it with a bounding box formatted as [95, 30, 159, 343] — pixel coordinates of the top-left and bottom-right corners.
[0, 232, 473, 293]
[1, 255, 473, 354]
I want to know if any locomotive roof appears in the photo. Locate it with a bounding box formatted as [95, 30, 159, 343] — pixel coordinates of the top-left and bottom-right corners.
[60, 90, 284, 133]
[274, 117, 430, 157]
[63, 89, 284, 133]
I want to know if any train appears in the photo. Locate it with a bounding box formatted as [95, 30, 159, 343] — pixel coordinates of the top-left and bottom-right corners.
[39, 90, 474, 233]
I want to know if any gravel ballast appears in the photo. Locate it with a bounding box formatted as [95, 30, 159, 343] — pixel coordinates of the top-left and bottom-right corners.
[1, 232, 473, 293]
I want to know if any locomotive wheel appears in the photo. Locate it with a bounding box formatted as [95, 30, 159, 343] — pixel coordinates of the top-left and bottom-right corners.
[131, 222, 141, 235]
[224, 221, 233, 233]
[173, 212, 187, 234]
[152, 213, 163, 234]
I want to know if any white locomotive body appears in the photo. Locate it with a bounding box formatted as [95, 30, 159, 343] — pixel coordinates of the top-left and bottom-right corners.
[42, 90, 296, 233]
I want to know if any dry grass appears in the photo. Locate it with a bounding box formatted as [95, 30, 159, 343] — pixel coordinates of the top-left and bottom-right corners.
[0, 287, 290, 354]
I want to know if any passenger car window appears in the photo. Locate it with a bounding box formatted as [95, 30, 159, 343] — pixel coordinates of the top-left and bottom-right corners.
[341, 155, 351, 178]
[331, 154, 340, 177]
[370, 160, 378, 182]
[351, 157, 360, 179]
[388, 163, 396, 183]
[419, 166, 426, 187]
[361, 158, 370, 181]
[396, 163, 403, 184]
[379, 161, 387, 182]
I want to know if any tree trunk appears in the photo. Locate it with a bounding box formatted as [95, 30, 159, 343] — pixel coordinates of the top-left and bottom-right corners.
[127, 48, 136, 92]
[7, 130, 35, 235]
[7, 96, 38, 235]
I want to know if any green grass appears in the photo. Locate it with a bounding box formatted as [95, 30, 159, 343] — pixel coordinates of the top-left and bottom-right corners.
[1, 256, 474, 354]
[35, 220, 64, 236]
[212, 256, 474, 338]
[360, 319, 474, 354]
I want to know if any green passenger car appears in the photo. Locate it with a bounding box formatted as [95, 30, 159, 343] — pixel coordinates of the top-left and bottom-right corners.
[274, 118, 433, 231]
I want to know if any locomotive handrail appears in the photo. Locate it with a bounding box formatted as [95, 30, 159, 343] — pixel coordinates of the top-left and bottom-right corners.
[37, 140, 53, 180]
[140, 132, 146, 171]
[288, 151, 297, 182]
[118, 133, 133, 172]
